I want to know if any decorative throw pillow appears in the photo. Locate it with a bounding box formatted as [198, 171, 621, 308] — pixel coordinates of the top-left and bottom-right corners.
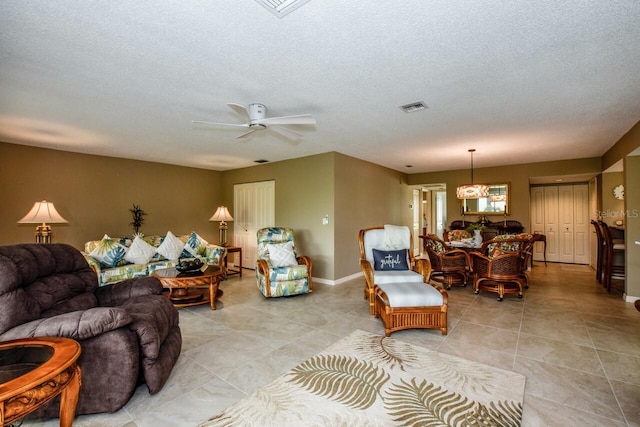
[89, 234, 128, 268]
[124, 235, 157, 265]
[182, 231, 209, 258]
[489, 245, 505, 258]
[372, 248, 409, 271]
[156, 231, 185, 260]
[267, 241, 297, 267]
[383, 224, 410, 249]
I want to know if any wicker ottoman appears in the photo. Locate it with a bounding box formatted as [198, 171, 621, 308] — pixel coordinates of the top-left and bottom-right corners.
[374, 282, 448, 337]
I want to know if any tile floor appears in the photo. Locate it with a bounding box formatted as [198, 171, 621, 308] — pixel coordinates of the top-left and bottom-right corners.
[23, 263, 640, 426]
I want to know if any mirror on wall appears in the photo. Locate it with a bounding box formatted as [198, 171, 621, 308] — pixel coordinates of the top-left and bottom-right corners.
[461, 183, 510, 215]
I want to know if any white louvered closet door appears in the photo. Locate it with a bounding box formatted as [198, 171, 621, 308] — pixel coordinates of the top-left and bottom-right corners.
[234, 181, 275, 270]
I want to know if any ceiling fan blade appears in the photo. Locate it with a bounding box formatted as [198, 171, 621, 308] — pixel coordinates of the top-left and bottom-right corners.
[257, 114, 316, 126]
[270, 125, 303, 140]
[192, 120, 250, 128]
[236, 128, 260, 139]
[227, 103, 249, 120]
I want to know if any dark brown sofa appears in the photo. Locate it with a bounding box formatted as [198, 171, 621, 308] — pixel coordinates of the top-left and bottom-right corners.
[0, 243, 182, 418]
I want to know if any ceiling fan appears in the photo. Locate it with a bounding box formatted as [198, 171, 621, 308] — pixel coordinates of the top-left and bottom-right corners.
[192, 103, 316, 140]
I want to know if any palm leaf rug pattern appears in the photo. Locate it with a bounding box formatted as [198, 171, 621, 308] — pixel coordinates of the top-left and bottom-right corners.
[201, 330, 525, 426]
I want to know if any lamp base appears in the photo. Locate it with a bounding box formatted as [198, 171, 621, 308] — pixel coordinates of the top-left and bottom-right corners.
[35, 223, 52, 244]
[219, 223, 229, 247]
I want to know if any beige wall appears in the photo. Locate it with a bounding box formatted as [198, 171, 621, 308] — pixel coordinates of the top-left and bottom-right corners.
[220, 153, 336, 279]
[408, 158, 602, 231]
[624, 155, 640, 300]
[0, 142, 224, 249]
[601, 172, 625, 226]
[220, 152, 411, 281]
[334, 153, 412, 280]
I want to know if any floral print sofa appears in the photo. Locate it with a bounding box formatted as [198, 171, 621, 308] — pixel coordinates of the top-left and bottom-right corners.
[83, 231, 227, 286]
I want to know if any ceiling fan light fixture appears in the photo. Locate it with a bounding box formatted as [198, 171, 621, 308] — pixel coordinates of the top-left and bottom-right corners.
[456, 149, 489, 200]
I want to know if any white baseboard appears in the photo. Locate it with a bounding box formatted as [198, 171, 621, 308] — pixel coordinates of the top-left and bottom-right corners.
[313, 272, 363, 286]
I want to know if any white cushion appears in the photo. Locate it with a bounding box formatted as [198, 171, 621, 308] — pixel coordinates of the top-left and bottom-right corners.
[376, 282, 443, 307]
[267, 241, 297, 267]
[374, 270, 424, 285]
[124, 235, 156, 265]
[363, 228, 411, 265]
[383, 224, 411, 250]
[156, 231, 184, 260]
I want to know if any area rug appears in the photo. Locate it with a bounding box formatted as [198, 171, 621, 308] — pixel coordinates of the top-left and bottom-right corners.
[200, 329, 526, 426]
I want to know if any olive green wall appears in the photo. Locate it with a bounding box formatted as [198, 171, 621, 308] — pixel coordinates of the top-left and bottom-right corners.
[603, 121, 640, 170]
[408, 158, 602, 232]
[0, 142, 224, 249]
[624, 155, 640, 301]
[220, 153, 335, 280]
[220, 152, 411, 281]
[601, 171, 625, 226]
[333, 153, 412, 280]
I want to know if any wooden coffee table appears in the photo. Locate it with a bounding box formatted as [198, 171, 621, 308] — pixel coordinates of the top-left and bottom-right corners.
[152, 265, 225, 310]
[0, 337, 82, 427]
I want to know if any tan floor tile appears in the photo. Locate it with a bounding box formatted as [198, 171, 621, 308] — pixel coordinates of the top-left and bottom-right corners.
[517, 334, 603, 374]
[610, 380, 640, 426]
[598, 350, 640, 385]
[522, 394, 626, 427]
[520, 316, 592, 346]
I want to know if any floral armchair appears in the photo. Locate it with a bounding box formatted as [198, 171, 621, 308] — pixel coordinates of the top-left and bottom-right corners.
[255, 227, 312, 297]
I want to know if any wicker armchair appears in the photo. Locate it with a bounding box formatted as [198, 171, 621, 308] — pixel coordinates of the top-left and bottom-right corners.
[359, 226, 431, 315]
[422, 234, 470, 289]
[471, 237, 529, 301]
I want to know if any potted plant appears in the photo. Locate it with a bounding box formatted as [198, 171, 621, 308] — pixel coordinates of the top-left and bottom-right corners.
[465, 223, 486, 245]
[129, 204, 146, 235]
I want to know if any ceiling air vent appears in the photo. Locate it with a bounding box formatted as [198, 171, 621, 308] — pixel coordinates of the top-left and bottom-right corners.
[399, 101, 428, 113]
[255, 0, 312, 18]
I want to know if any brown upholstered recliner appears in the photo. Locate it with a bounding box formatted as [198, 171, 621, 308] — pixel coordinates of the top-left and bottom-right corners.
[0, 243, 182, 419]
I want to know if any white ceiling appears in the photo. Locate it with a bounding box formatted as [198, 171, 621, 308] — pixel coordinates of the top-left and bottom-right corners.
[1, 1, 640, 173]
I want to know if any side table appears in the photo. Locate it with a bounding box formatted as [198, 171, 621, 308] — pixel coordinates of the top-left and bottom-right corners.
[224, 246, 243, 277]
[0, 337, 82, 427]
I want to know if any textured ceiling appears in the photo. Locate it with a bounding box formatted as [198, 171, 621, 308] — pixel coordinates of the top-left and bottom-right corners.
[1, 1, 640, 173]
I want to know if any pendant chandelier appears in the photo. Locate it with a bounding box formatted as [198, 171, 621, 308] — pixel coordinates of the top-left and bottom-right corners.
[456, 149, 489, 199]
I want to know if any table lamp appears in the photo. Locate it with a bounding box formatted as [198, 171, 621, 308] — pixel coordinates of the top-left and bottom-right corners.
[18, 200, 68, 243]
[209, 206, 233, 246]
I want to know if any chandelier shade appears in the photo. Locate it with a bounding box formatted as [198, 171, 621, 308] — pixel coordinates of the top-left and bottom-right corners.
[456, 184, 490, 199]
[456, 149, 489, 200]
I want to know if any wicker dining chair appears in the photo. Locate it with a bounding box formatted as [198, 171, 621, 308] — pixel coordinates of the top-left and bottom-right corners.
[422, 234, 471, 289]
[471, 237, 528, 301]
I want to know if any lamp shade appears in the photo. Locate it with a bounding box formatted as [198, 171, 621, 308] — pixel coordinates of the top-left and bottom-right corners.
[18, 200, 68, 224]
[456, 184, 490, 199]
[209, 206, 234, 222]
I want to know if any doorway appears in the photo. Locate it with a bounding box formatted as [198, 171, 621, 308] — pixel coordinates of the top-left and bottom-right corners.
[233, 180, 275, 270]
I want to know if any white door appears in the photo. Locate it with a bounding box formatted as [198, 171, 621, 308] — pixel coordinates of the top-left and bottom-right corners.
[558, 186, 575, 263]
[572, 184, 590, 264]
[234, 181, 275, 270]
[544, 186, 559, 262]
[435, 191, 447, 239]
[530, 186, 546, 261]
[412, 189, 421, 255]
